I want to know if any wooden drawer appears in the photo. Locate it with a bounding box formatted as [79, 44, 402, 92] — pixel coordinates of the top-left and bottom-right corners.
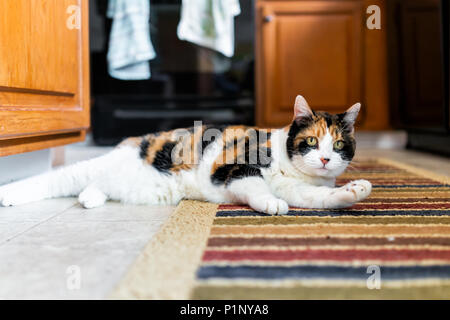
[0, 0, 90, 156]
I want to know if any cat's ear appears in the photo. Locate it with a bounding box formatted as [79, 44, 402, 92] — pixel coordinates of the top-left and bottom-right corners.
[293, 95, 313, 121]
[342, 103, 361, 132]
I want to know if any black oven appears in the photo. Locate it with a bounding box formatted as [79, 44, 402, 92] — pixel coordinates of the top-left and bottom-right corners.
[89, 0, 255, 145]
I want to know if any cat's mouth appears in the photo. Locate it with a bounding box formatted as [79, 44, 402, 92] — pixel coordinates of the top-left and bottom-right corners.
[315, 163, 330, 171]
[313, 166, 334, 177]
[315, 167, 330, 174]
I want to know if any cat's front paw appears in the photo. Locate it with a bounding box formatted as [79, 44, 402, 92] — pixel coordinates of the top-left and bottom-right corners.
[248, 195, 289, 215]
[331, 179, 372, 208]
[78, 186, 107, 209]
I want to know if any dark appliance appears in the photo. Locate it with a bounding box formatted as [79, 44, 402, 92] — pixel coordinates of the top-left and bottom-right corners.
[388, 0, 450, 155]
[89, 0, 255, 145]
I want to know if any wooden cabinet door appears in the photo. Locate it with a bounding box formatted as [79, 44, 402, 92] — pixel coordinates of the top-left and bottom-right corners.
[0, 0, 90, 156]
[256, 0, 363, 127]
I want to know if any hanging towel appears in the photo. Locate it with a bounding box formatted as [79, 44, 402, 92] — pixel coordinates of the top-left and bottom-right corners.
[107, 0, 156, 80]
[177, 0, 241, 58]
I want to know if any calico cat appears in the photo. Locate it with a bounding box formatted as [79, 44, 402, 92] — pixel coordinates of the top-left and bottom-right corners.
[0, 95, 371, 215]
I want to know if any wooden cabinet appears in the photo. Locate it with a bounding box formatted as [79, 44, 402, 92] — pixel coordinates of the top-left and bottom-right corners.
[256, 0, 390, 130]
[0, 0, 90, 157]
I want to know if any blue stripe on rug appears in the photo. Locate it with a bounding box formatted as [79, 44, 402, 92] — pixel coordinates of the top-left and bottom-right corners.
[197, 265, 450, 280]
[216, 210, 450, 217]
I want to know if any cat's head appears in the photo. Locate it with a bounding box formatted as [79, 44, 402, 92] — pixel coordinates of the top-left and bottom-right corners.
[286, 95, 360, 178]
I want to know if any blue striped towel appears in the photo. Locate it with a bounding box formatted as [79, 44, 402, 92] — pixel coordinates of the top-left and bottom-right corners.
[107, 0, 156, 80]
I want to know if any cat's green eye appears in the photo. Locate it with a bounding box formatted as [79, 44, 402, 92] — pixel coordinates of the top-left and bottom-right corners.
[334, 140, 345, 150]
[306, 136, 318, 147]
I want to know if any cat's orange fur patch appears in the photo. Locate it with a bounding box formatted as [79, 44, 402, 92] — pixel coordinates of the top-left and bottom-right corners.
[329, 124, 344, 141]
[293, 116, 327, 147]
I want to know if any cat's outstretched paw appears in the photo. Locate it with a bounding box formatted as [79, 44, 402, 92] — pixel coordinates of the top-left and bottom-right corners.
[0, 188, 21, 207]
[331, 179, 372, 208]
[78, 186, 107, 209]
[0, 184, 41, 207]
[249, 195, 289, 215]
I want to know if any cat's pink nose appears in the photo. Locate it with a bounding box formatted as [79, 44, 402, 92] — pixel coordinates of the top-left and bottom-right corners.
[320, 158, 330, 165]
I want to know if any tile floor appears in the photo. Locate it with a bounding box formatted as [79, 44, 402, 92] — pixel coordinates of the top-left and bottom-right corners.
[0, 134, 449, 299]
[1, 140, 174, 299]
[0, 199, 174, 299]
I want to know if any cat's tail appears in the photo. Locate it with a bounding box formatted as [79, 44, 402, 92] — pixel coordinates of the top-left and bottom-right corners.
[0, 149, 118, 207]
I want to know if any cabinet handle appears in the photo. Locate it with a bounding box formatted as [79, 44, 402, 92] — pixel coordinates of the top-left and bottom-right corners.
[263, 15, 274, 23]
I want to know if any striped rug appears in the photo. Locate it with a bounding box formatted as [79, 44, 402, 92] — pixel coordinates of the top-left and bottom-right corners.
[191, 159, 450, 299]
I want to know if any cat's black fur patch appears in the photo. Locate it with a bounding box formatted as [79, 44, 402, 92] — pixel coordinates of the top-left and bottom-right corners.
[139, 139, 150, 159]
[296, 139, 317, 156]
[201, 139, 215, 154]
[153, 142, 177, 173]
[323, 113, 334, 127]
[334, 113, 356, 161]
[211, 164, 263, 186]
[286, 116, 313, 158]
[336, 133, 355, 161]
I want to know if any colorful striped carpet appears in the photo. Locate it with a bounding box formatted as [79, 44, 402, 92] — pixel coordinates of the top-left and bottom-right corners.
[191, 159, 450, 299]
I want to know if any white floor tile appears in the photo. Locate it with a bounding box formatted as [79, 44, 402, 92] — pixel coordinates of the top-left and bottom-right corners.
[53, 201, 175, 222]
[0, 219, 170, 299]
[0, 222, 38, 244]
[0, 198, 77, 223]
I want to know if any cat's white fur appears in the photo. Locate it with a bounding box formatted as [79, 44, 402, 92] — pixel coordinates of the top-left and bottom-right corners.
[0, 96, 371, 214]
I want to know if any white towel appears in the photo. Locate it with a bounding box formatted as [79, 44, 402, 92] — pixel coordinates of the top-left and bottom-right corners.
[107, 0, 156, 80]
[177, 0, 241, 58]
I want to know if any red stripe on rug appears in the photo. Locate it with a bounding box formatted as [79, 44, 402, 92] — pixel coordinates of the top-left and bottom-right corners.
[207, 236, 450, 247]
[203, 249, 450, 262]
[360, 198, 450, 203]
